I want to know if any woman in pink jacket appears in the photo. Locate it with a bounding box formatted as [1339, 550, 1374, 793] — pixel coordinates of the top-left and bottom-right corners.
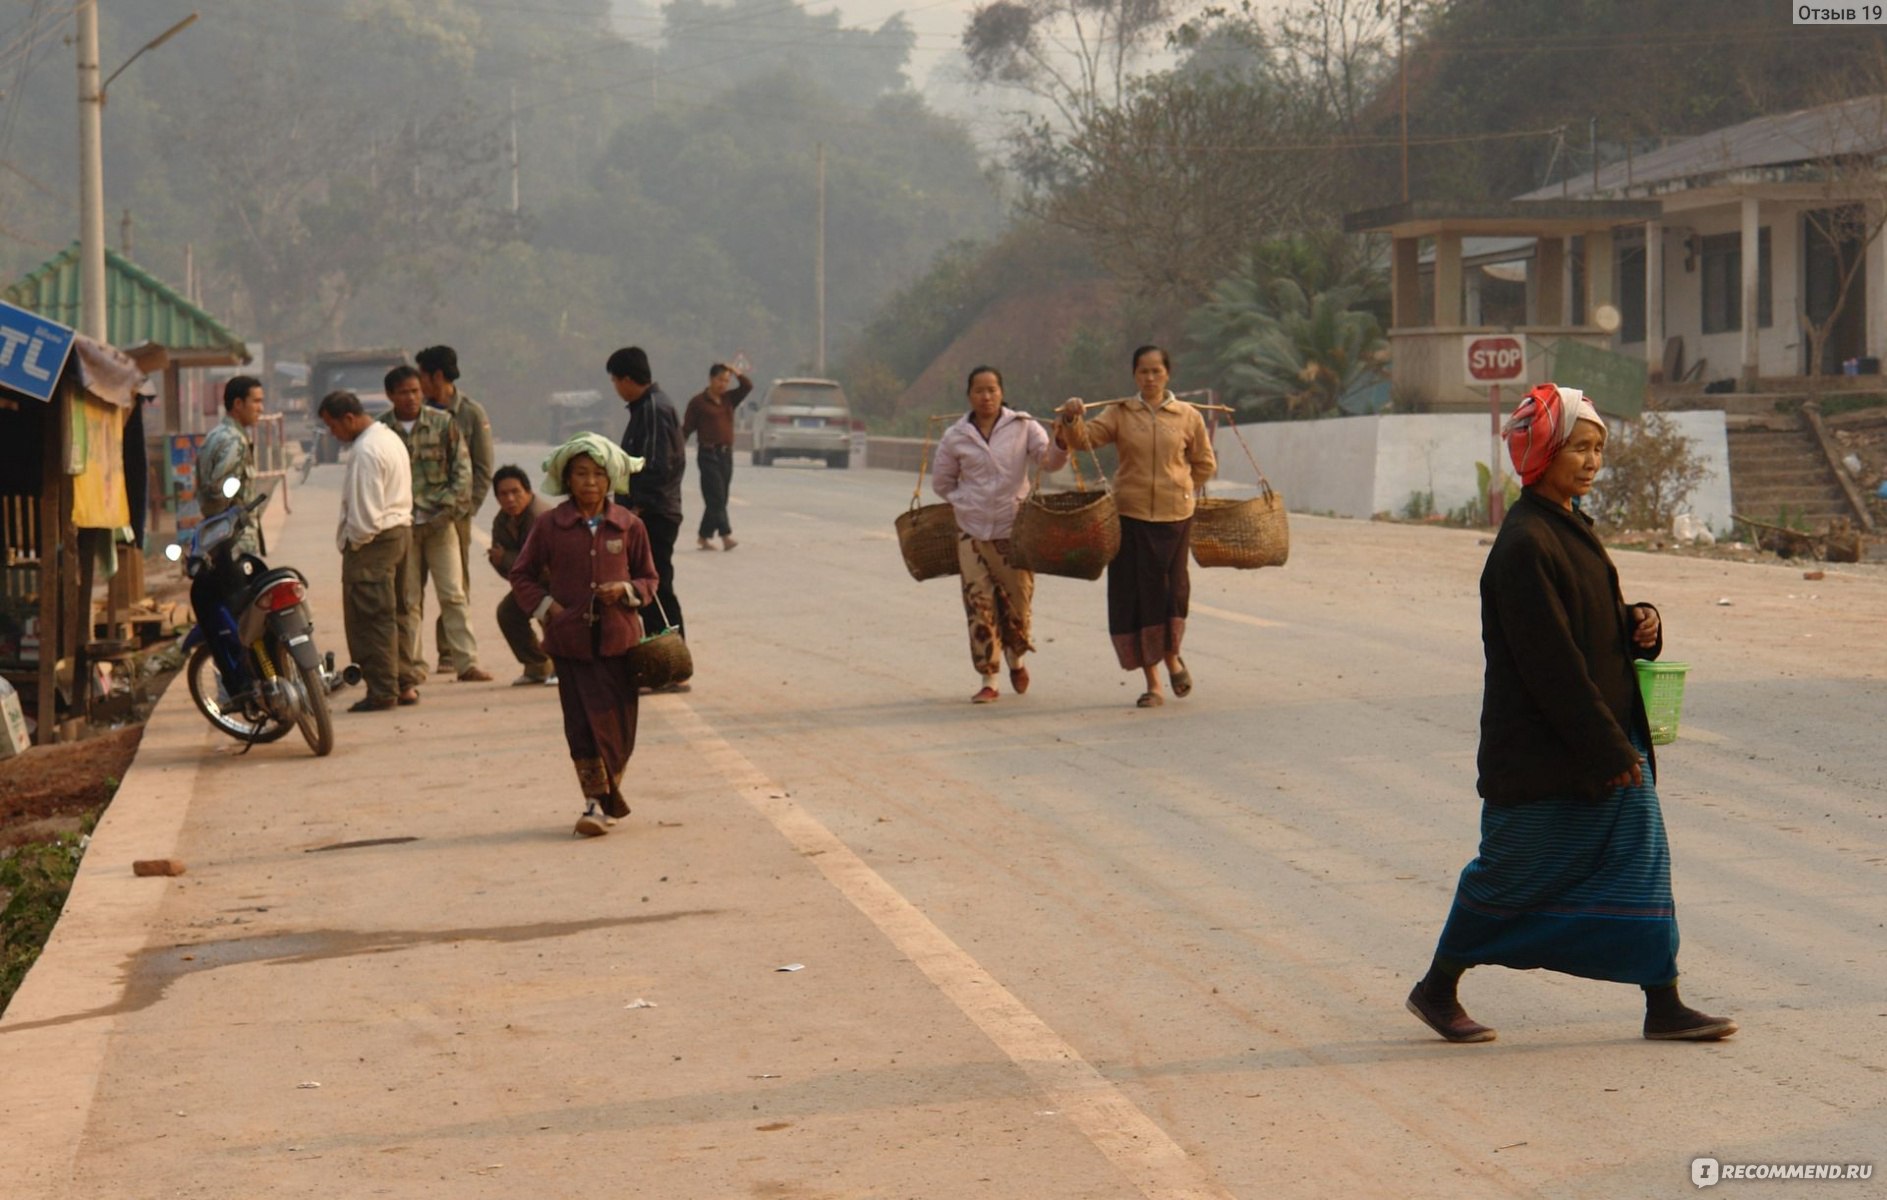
[931, 366, 1068, 703]
[510, 435, 660, 837]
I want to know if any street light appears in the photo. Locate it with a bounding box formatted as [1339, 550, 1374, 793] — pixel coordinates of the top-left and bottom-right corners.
[78, 7, 201, 338]
[101, 12, 199, 105]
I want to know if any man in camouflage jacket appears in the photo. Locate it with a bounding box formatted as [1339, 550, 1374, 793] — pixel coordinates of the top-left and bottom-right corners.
[379, 364, 491, 690]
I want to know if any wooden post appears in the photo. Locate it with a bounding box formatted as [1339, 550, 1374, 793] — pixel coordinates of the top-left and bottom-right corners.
[1536, 238, 1566, 326]
[1392, 237, 1421, 329]
[1434, 232, 1464, 326]
[34, 389, 59, 744]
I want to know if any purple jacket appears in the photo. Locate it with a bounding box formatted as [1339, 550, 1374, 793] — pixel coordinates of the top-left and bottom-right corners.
[508, 500, 660, 660]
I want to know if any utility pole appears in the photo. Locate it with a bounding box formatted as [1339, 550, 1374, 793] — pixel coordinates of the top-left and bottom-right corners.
[509, 84, 520, 214]
[1590, 116, 1599, 193]
[77, 0, 107, 340]
[1398, 2, 1409, 203]
[815, 142, 826, 375]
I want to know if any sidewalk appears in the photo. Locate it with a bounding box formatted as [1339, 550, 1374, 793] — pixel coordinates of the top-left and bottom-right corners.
[0, 472, 1130, 1198]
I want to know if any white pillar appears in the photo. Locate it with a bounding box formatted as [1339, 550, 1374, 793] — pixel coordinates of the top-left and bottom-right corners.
[1645, 219, 1665, 375]
[1741, 195, 1760, 385]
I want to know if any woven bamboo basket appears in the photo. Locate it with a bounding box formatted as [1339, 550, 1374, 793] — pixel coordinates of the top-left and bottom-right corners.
[895, 501, 960, 581]
[625, 598, 693, 689]
[1192, 484, 1289, 569]
[1013, 489, 1120, 580]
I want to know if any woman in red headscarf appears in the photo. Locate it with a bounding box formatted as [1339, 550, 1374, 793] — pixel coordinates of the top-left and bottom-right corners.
[1405, 383, 1736, 1044]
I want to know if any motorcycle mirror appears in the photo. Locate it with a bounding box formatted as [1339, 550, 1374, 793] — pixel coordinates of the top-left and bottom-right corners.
[164, 543, 183, 562]
[222, 476, 242, 499]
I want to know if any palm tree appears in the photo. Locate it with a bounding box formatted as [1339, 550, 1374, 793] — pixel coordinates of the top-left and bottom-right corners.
[1186, 233, 1388, 419]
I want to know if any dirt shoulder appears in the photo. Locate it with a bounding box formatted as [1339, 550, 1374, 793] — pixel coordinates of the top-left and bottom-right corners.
[0, 727, 145, 848]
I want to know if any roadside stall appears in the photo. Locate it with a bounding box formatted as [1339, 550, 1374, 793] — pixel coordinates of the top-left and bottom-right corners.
[1, 298, 156, 747]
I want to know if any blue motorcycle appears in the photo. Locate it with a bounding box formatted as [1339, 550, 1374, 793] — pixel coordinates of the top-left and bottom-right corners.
[165, 477, 348, 755]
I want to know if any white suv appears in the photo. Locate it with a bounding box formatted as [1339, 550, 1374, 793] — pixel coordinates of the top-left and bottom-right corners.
[749, 378, 852, 468]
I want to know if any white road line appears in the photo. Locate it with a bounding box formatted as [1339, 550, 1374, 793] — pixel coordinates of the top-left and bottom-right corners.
[668, 702, 1236, 1200]
[1191, 603, 1284, 629]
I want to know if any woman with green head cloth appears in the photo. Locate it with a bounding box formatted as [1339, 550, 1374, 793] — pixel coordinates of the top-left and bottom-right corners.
[509, 434, 659, 837]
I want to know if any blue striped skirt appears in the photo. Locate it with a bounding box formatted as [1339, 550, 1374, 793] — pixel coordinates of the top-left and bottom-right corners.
[1436, 739, 1679, 986]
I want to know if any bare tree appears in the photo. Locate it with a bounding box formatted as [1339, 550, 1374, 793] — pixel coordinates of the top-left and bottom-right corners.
[1271, 0, 1398, 134]
[1799, 200, 1887, 380]
[1790, 89, 1887, 381]
[1035, 72, 1337, 303]
[962, 0, 1185, 133]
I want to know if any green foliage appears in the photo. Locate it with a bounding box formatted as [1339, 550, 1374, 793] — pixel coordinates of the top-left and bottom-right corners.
[1184, 234, 1389, 420]
[1812, 392, 1887, 418]
[0, 822, 94, 1015]
[1586, 414, 1710, 530]
[1401, 490, 1435, 520]
[1447, 462, 1524, 526]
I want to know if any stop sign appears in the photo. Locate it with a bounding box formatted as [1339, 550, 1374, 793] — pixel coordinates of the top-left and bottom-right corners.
[1463, 335, 1527, 382]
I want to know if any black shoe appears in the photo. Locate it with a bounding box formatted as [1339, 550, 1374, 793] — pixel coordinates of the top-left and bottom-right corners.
[1644, 1009, 1738, 1040]
[1406, 983, 1497, 1043]
[348, 696, 397, 713]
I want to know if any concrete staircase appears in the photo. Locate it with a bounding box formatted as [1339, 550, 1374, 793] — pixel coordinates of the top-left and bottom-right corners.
[1723, 416, 1854, 529]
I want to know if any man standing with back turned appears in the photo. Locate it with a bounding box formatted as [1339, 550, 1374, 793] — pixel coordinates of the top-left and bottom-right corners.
[682, 362, 752, 551]
[609, 346, 686, 639]
[417, 345, 495, 674]
[316, 390, 412, 713]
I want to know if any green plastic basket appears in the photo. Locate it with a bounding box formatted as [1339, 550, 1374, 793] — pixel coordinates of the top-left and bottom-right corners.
[1635, 661, 1689, 745]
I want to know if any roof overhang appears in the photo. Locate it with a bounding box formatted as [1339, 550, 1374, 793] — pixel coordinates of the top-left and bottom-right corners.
[1344, 199, 1663, 239]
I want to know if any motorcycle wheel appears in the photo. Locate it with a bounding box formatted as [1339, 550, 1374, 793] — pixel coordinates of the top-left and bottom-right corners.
[275, 641, 334, 757]
[185, 644, 293, 744]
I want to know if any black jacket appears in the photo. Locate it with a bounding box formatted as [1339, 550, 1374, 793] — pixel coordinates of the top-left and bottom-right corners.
[1477, 489, 1661, 805]
[617, 384, 686, 522]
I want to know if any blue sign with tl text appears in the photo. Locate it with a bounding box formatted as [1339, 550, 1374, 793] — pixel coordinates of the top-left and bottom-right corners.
[0, 299, 76, 403]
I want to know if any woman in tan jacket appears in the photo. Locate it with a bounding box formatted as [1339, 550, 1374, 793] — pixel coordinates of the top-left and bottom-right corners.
[1057, 345, 1217, 707]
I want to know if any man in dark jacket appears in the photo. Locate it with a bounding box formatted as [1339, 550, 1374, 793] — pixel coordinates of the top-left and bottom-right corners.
[488, 464, 554, 686]
[609, 346, 686, 640]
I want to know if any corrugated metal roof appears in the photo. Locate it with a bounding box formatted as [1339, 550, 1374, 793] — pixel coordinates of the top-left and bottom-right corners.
[1519, 94, 1887, 201]
[2, 242, 247, 361]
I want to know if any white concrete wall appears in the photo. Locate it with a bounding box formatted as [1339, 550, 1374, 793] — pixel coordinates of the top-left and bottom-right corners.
[1211, 415, 1379, 516]
[1211, 410, 1733, 533]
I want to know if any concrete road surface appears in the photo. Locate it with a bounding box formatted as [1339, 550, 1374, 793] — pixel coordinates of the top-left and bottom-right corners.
[3, 447, 1882, 1199]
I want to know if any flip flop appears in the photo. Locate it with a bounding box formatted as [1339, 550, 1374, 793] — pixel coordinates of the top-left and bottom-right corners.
[1136, 691, 1164, 708]
[1169, 659, 1192, 697]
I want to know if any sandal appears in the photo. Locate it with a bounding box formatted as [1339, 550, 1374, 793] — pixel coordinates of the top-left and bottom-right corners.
[1136, 691, 1164, 708]
[1009, 666, 1030, 695]
[971, 686, 999, 704]
[1169, 659, 1192, 697]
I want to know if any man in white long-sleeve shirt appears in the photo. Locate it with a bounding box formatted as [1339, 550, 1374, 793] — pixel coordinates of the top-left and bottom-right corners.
[318, 390, 415, 712]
